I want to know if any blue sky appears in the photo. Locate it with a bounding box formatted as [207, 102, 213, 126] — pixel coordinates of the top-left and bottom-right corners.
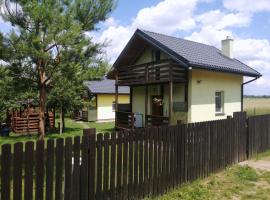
[92, 0, 270, 95]
[1, 0, 270, 95]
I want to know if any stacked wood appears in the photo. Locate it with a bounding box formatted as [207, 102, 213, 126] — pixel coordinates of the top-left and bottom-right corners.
[11, 110, 55, 134]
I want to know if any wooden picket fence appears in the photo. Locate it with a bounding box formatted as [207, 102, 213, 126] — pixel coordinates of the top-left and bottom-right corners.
[248, 114, 270, 157]
[0, 112, 270, 200]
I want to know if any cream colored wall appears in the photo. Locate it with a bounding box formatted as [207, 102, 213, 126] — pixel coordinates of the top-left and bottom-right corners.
[188, 69, 243, 123]
[135, 46, 168, 65]
[97, 94, 130, 121]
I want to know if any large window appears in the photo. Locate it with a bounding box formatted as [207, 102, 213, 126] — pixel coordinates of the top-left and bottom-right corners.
[215, 91, 224, 113]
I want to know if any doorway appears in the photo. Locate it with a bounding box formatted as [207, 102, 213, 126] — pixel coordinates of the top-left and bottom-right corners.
[151, 95, 163, 116]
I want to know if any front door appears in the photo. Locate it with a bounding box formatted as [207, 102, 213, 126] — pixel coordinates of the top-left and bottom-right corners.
[151, 95, 163, 116]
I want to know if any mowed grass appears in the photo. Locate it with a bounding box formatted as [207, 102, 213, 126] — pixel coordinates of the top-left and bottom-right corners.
[0, 118, 114, 146]
[244, 97, 270, 116]
[145, 162, 270, 200]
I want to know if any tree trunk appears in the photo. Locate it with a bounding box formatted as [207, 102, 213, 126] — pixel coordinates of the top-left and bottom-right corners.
[62, 110, 65, 131]
[59, 104, 63, 134]
[39, 81, 46, 140]
[38, 66, 46, 140]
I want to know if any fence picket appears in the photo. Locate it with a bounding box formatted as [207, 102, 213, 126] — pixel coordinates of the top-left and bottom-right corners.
[116, 131, 123, 199]
[103, 132, 110, 199]
[80, 135, 89, 200]
[13, 142, 23, 200]
[72, 137, 80, 200]
[64, 137, 73, 200]
[1, 144, 11, 200]
[110, 132, 116, 200]
[1, 112, 270, 200]
[24, 141, 34, 200]
[46, 140, 54, 200]
[123, 131, 129, 200]
[96, 134, 103, 200]
[36, 140, 45, 200]
[55, 138, 64, 200]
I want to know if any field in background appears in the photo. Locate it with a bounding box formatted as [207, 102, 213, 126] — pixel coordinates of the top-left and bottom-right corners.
[244, 98, 270, 116]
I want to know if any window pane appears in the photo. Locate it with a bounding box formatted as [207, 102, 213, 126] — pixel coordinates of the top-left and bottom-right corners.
[215, 92, 221, 112]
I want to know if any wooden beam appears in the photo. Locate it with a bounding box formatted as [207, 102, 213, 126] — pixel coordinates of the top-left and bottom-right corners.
[185, 69, 189, 103]
[130, 86, 133, 112]
[115, 73, 119, 128]
[169, 81, 173, 124]
[145, 85, 148, 128]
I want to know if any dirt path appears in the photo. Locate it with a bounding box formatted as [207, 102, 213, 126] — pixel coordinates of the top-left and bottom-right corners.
[239, 157, 270, 171]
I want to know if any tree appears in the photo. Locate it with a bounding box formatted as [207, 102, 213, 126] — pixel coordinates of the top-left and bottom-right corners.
[47, 36, 110, 134]
[1, 0, 114, 139]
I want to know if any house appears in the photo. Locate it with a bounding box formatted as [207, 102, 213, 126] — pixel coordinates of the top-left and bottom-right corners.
[108, 29, 261, 129]
[82, 79, 130, 122]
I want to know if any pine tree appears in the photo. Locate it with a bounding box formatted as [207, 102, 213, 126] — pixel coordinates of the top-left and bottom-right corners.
[1, 0, 114, 139]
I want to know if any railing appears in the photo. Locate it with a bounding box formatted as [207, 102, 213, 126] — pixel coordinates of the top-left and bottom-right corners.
[146, 114, 169, 127]
[117, 59, 187, 86]
[116, 111, 135, 130]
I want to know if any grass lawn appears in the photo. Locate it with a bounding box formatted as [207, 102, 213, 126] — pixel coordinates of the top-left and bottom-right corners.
[0, 118, 114, 146]
[146, 150, 270, 200]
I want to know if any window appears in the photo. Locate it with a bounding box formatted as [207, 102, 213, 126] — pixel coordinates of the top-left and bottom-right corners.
[112, 101, 116, 112]
[215, 91, 224, 113]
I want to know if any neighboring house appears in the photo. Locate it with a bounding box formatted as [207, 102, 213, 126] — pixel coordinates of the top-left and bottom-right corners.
[108, 29, 261, 129]
[82, 79, 130, 122]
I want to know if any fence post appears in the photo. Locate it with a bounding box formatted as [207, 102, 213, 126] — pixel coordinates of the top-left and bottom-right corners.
[83, 128, 96, 200]
[246, 117, 250, 159]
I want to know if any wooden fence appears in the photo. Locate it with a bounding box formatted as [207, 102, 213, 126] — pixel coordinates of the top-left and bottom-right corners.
[1, 112, 270, 200]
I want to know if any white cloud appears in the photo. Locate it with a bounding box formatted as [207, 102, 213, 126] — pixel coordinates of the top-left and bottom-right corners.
[223, 0, 270, 13]
[103, 17, 119, 28]
[92, 0, 270, 94]
[131, 0, 198, 34]
[196, 10, 251, 29]
[234, 39, 270, 62]
[92, 0, 211, 63]
[92, 25, 133, 63]
[185, 26, 232, 46]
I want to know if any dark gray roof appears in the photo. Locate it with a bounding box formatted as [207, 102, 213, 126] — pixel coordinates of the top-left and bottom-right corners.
[133, 29, 261, 77]
[84, 79, 129, 94]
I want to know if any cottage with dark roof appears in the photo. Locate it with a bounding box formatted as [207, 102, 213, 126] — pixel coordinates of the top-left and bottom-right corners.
[108, 29, 261, 129]
[82, 79, 130, 122]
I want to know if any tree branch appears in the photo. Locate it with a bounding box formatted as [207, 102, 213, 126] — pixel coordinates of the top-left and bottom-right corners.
[44, 44, 61, 85]
[44, 43, 57, 52]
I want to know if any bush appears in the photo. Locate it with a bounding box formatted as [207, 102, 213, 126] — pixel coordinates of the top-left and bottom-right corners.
[234, 166, 258, 181]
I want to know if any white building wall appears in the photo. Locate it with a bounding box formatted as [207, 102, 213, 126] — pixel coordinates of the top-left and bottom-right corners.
[188, 69, 243, 123]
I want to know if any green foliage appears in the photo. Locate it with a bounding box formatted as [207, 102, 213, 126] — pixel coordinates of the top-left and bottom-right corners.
[0, 0, 115, 127]
[171, 182, 210, 200]
[234, 166, 259, 182]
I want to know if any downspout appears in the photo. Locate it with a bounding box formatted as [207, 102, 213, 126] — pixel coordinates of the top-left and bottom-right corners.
[241, 76, 260, 111]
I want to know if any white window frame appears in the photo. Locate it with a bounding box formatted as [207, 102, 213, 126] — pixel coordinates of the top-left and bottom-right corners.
[215, 91, 224, 114]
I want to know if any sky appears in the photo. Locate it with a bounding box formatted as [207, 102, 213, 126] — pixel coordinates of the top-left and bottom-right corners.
[1, 0, 270, 95]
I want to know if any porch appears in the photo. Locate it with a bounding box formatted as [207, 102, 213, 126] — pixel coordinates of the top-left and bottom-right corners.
[115, 59, 188, 130]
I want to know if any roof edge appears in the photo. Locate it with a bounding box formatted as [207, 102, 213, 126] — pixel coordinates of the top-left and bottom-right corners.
[190, 62, 261, 78]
